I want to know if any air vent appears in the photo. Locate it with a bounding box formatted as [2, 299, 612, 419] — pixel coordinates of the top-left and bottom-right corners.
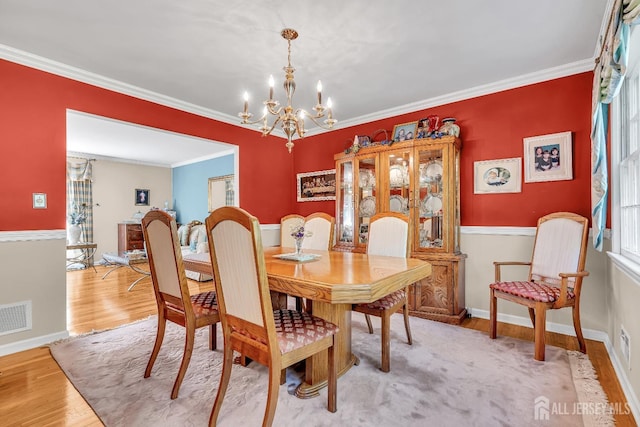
[621, 325, 631, 369]
[0, 301, 32, 336]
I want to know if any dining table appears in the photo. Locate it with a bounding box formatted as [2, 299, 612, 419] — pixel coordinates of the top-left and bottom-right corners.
[182, 246, 432, 398]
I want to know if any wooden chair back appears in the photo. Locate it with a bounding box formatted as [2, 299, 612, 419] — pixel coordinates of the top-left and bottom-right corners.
[206, 206, 277, 363]
[141, 210, 192, 316]
[529, 212, 589, 289]
[280, 214, 304, 248]
[302, 212, 335, 250]
[367, 212, 410, 258]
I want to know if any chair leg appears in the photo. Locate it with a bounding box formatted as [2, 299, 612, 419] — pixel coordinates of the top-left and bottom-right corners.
[264, 363, 281, 427]
[209, 345, 234, 427]
[327, 338, 337, 413]
[528, 307, 536, 328]
[171, 325, 195, 399]
[489, 289, 497, 339]
[364, 314, 374, 334]
[572, 304, 587, 354]
[533, 303, 547, 361]
[280, 368, 286, 385]
[402, 302, 413, 345]
[209, 323, 217, 351]
[381, 311, 391, 372]
[145, 311, 166, 378]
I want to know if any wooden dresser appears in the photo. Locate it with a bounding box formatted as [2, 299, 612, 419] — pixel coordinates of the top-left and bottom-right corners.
[118, 223, 144, 253]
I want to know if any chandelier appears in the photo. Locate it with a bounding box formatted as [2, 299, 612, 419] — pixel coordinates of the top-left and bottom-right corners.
[239, 28, 337, 153]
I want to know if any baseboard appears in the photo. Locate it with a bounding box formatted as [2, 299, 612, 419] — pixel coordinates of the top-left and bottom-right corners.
[470, 308, 639, 421]
[0, 330, 69, 357]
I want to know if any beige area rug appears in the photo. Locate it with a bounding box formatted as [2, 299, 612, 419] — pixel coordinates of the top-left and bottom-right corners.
[49, 315, 613, 426]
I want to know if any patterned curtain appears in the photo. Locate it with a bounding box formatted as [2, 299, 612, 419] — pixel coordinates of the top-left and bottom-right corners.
[67, 159, 94, 244]
[591, 0, 640, 250]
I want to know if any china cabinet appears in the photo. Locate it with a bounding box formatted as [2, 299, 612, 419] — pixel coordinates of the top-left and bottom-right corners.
[334, 135, 466, 324]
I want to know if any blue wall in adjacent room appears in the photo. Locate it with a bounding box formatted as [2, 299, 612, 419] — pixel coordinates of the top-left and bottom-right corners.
[172, 154, 234, 224]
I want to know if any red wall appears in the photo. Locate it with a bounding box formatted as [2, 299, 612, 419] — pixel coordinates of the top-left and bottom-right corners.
[293, 73, 594, 226]
[0, 59, 295, 230]
[0, 58, 594, 230]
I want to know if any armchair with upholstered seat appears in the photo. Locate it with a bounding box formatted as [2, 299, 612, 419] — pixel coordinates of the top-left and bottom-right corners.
[489, 212, 589, 361]
[205, 207, 338, 426]
[140, 210, 219, 399]
[353, 212, 412, 372]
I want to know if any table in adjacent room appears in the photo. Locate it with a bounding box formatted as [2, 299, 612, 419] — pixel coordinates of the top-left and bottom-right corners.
[66, 242, 98, 272]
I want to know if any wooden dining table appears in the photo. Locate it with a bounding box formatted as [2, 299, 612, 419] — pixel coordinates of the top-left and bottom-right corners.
[182, 246, 432, 398]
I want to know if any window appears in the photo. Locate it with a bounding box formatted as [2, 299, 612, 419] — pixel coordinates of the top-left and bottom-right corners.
[612, 26, 640, 275]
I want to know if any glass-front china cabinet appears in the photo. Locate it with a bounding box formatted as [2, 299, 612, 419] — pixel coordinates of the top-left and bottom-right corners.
[334, 135, 466, 324]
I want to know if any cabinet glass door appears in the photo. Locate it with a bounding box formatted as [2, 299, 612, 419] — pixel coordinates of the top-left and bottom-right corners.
[356, 156, 377, 245]
[384, 150, 411, 216]
[416, 147, 444, 249]
[337, 159, 354, 245]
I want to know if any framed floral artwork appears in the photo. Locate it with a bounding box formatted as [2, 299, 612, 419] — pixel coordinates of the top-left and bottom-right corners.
[135, 189, 150, 206]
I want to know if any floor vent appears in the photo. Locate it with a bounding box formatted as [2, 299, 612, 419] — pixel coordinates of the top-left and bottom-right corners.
[0, 301, 32, 336]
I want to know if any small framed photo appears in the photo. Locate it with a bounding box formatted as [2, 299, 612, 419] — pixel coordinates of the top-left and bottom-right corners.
[474, 158, 522, 194]
[297, 169, 336, 202]
[392, 121, 418, 142]
[523, 131, 572, 183]
[135, 189, 150, 206]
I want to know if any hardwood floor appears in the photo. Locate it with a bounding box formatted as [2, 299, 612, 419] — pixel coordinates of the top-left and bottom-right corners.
[0, 265, 636, 426]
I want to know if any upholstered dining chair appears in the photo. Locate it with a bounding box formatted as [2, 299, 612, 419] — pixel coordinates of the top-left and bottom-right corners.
[301, 212, 335, 251]
[489, 212, 589, 361]
[141, 210, 219, 399]
[280, 214, 304, 248]
[353, 212, 412, 373]
[205, 206, 339, 426]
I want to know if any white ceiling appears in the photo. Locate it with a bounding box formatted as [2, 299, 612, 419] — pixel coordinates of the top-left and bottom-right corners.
[0, 0, 609, 166]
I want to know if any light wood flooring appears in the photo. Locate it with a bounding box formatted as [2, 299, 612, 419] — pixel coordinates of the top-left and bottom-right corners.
[0, 264, 636, 426]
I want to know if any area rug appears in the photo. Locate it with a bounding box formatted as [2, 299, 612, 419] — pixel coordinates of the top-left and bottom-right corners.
[49, 315, 613, 426]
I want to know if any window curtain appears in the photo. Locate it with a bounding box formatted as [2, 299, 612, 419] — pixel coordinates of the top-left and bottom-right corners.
[67, 159, 94, 243]
[591, 0, 640, 251]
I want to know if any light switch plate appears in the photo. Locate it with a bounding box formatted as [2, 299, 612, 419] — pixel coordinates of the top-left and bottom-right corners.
[33, 193, 47, 209]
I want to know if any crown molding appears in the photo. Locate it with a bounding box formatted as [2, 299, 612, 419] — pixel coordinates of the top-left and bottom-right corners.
[1, 44, 593, 138]
[0, 43, 239, 125]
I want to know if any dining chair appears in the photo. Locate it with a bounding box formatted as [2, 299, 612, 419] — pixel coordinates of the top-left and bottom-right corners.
[353, 212, 412, 372]
[141, 210, 219, 399]
[489, 212, 589, 361]
[280, 214, 304, 248]
[205, 206, 339, 426]
[301, 212, 335, 250]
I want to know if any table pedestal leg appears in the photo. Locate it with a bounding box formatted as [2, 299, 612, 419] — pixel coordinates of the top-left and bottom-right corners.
[295, 302, 358, 399]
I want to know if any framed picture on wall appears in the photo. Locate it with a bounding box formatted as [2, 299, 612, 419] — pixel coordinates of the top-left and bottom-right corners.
[523, 131, 572, 183]
[208, 174, 235, 212]
[473, 158, 522, 194]
[297, 169, 336, 202]
[135, 189, 150, 206]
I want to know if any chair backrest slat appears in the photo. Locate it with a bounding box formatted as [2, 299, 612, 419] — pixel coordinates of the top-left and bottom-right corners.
[280, 214, 304, 248]
[302, 213, 335, 250]
[210, 218, 265, 326]
[530, 214, 588, 287]
[367, 213, 409, 258]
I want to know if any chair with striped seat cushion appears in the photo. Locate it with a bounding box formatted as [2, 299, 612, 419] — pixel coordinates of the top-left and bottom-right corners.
[205, 207, 339, 426]
[353, 212, 412, 373]
[141, 210, 220, 400]
[489, 212, 589, 361]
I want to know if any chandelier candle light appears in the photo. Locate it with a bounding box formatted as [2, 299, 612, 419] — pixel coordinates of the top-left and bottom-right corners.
[239, 28, 337, 153]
